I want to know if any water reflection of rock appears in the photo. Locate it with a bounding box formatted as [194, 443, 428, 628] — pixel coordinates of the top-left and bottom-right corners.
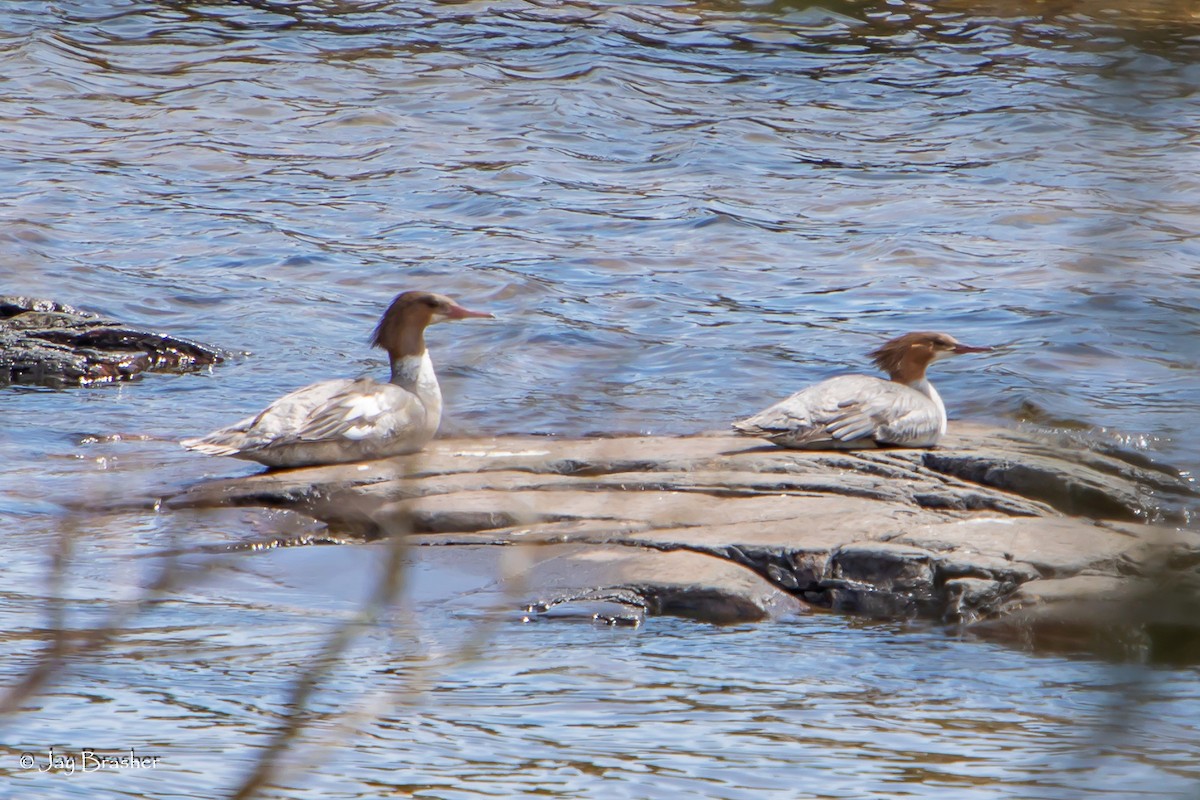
[171, 424, 1199, 657]
[0, 295, 224, 387]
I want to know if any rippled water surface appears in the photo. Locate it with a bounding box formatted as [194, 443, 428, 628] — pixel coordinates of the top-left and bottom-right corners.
[2, 1, 1200, 797]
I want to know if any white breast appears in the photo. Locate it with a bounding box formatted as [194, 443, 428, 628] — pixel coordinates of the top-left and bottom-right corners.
[392, 352, 443, 431]
[908, 378, 947, 435]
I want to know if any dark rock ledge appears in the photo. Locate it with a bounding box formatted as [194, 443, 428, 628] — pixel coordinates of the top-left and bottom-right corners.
[1, 295, 223, 387]
[169, 424, 1199, 655]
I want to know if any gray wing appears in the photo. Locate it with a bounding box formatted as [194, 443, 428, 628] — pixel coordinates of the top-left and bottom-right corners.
[733, 375, 941, 448]
[182, 377, 425, 456]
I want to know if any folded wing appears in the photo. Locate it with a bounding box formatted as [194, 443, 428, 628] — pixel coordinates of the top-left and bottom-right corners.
[182, 377, 426, 457]
[733, 375, 942, 449]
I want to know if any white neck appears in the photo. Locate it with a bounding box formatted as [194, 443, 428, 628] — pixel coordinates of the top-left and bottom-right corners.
[907, 377, 948, 435]
[391, 351, 442, 423]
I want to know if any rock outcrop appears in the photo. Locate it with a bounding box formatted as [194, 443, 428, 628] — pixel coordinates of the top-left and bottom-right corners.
[168, 424, 1199, 655]
[0, 295, 224, 386]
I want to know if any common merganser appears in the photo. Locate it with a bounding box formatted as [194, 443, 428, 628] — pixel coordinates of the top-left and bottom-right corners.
[733, 331, 991, 449]
[182, 291, 492, 468]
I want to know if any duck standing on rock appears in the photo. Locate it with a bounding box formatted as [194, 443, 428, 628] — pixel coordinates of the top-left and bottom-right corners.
[733, 331, 991, 450]
[182, 291, 492, 468]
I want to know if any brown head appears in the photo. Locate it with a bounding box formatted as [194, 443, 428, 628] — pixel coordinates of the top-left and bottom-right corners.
[868, 331, 991, 384]
[370, 291, 492, 358]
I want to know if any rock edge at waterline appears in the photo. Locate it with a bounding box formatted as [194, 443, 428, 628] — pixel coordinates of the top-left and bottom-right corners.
[1, 295, 224, 387]
[170, 424, 1199, 654]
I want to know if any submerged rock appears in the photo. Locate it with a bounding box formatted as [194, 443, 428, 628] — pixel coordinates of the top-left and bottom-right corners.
[168, 424, 1199, 651]
[0, 295, 224, 387]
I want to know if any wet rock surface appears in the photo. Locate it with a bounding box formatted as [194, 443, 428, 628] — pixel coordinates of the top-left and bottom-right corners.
[0, 295, 224, 387]
[169, 424, 1199, 649]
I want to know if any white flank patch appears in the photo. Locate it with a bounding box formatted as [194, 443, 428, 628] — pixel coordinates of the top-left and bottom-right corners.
[344, 394, 383, 420]
[343, 425, 374, 440]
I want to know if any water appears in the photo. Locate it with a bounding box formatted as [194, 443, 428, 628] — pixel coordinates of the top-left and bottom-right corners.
[2, 1, 1199, 797]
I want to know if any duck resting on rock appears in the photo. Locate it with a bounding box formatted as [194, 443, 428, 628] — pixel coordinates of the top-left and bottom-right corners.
[182, 291, 492, 468]
[733, 331, 991, 450]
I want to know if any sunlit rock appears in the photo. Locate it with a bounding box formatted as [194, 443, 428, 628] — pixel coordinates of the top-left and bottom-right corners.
[168, 424, 1198, 648]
